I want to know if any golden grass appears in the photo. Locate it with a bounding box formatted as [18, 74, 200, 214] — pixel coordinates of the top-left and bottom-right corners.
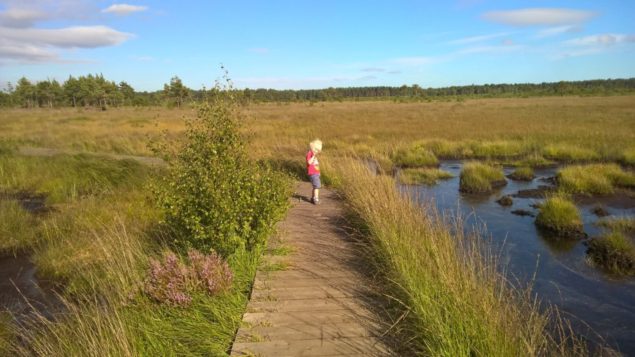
[0, 96, 633, 163]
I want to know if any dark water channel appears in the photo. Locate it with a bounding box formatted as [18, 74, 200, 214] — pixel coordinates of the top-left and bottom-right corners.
[404, 161, 635, 355]
[0, 194, 61, 324]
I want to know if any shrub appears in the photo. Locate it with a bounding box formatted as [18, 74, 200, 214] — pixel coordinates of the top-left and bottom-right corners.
[187, 249, 233, 295]
[535, 196, 583, 236]
[459, 162, 506, 193]
[144, 251, 192, 307]
[392, 146, 439, 167]
[508, 166, 534, 181]
[557, 164, 635, 195]
[152, 78, 289, 256]
[587, 231, 635, 275]
[543, 144, 599, 162]
[400, 168, 453, 185]
[144, 249, 233, 307]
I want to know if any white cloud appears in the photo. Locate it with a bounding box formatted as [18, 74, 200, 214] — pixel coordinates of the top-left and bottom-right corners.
[102, 4, 148, 16]
[565, 34, 635, 47]
[0, 7, 47, 28]
[535, 25, 581, 38]
[2, 26, 132, 48]
[0, 41, 58, 62]
[449, 32, 510, 45]
[482, 8, 596, 26]
[0, 1, 135, 64]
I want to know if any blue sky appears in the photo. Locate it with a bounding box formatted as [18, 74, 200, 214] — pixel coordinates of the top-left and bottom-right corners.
[1, 0, 634, 91]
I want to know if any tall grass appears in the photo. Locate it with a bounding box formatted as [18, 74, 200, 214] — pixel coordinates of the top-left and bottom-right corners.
[334, 158, 584, 356]
[0, 200, 39, 253]
[557, 164, 635, 195]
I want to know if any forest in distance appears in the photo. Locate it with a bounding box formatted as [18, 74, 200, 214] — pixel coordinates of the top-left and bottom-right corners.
[2, 74, 634, 109]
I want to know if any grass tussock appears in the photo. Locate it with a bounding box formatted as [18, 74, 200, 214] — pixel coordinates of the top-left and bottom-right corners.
[557, 164, 635, 195]
[509, 166, 534, 181]
[587, 231, 635, 276]
[392, 145, 439, 167]
[0, 200, 39, 254]
[335, 158, 585, 356]
[400, 167, 453, 185]
[597, 217, 635, 233]
[459, 162, 506, 193]
[535, 196, 583, 236]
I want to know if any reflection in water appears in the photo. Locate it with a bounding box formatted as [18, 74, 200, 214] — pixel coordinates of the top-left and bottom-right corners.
[405, 161, 635, 354]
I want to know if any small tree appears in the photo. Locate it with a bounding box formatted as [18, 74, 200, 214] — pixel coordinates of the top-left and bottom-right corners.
[163, 76, 190, 108]
[152, 73, 288, 256]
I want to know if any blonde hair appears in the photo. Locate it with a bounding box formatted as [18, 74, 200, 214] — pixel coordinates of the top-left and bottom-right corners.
[309, 139, 323, 153]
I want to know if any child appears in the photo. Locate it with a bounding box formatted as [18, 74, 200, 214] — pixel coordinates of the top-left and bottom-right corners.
[306, 139, 322, 204]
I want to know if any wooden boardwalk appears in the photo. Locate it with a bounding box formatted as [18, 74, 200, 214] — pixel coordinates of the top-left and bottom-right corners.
[231, 182, 395, 357]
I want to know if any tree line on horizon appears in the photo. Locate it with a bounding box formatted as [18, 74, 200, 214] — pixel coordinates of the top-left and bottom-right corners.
[1, 75, 634, 109]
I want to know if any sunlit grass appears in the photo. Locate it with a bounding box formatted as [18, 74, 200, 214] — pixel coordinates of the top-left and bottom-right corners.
[557, 164, 635, 195]
[400, 167, 453, 185]
[535, 196, 583, 236]
[459, 162, 506, 193]
[509, 166, 534, 181]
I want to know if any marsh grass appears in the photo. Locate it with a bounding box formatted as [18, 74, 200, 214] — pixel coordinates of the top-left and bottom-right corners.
[557, 164, 635, 195]
[535, 196, 583, 236]
[622, 148, 635, 166]
[509, 166, 534, 181]
[459, 162, 506, 193]
[0, 154, 152, 204]
[335, 158, 586, 356]
[587, 231, 635, 276]
[597, 217, 635, 233]
[543, 144, 601, 163]
[0, 200, 39, 253]
[392, 145, 439, 167]
[400, 167, 453, 185]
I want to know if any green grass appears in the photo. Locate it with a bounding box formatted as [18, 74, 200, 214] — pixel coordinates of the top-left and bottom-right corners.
[587, 231, 635, 276]
[0, 154, 152, 204]
[0, 200, 39, 254]
[543, 144, 600, 163]
[597, 217, 635, 233]
[509, 166, 534, 181]
[459, 162, 506, 193]
[622, 148, 635, 166]
[535, 196, 583, 236]
[334, 158, 585, 356]
[400, 167, 453, 185]
[0, 313, 13, 356]
[392, 145, 439, 167]
[557, 163, 635, 195]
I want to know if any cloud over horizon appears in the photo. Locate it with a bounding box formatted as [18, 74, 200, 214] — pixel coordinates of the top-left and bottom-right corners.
[0, 1, 136, 64]
[482, 8, 597, 26]
[102, 4, 148, 16]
